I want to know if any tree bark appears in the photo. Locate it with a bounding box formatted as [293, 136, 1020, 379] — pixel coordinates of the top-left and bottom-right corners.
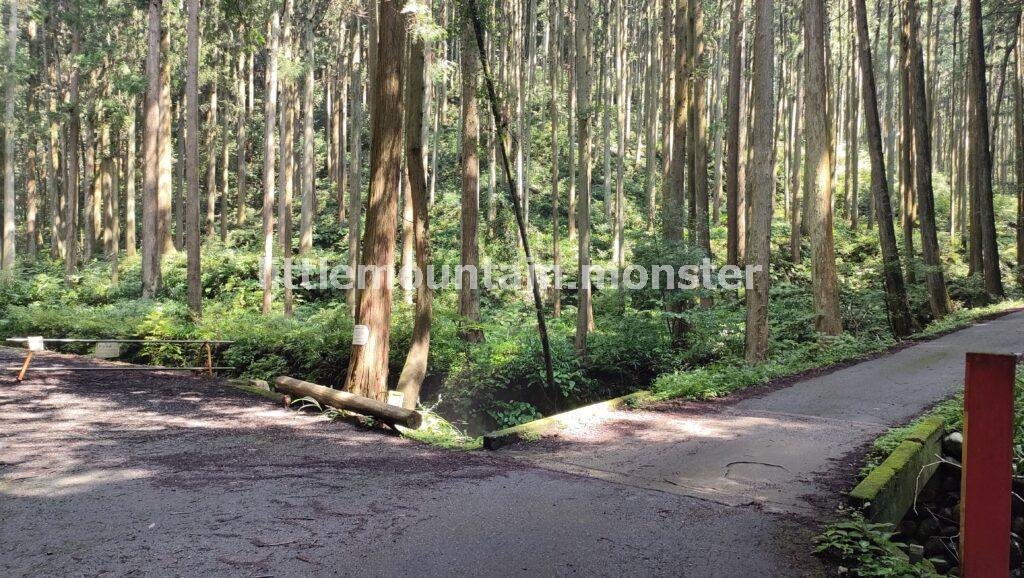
[967, 0, 1004, 296]
[908, 0, 950, 318]
[397, 24, 432, 410]
[725, 0, 746, 265]
[804, 0, 842, 335]
[261, 8, 281, 314]
[575, 0, 594, 355]
[185, 0, 202, 316]
[279, 0, 296, 318]
[299, 19, 315, 255]
[744, 0, 774, 363]
[141, 0, 161, 295]
[347, 20, 364, 314]
[158, 23, 173, 255]
[854, 0, 915, 337]
[3, 0, 19, 271]
[344, 0, 405, 401]
[458, 18, 483, 342]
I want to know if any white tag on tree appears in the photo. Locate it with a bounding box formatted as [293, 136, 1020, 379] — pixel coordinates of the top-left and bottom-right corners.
[93, 342, 121, 359]
[387, 391, 405, 407]
[352, 325, 370, 346]
[26, 336, 45, 352]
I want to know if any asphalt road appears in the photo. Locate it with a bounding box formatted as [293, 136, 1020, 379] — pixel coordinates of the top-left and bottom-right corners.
[2, 310, 1021, 576]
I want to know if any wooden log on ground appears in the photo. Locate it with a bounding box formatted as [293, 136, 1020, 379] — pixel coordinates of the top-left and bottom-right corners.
[274, 376, 422, 429]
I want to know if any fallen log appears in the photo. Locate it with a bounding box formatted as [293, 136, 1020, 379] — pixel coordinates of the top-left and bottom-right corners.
[274, 376, 422, 429]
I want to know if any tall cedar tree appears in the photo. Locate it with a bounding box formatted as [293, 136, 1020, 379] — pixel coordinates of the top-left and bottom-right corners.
[344, 0, 405, 400]
[804, 0, 842, 335]
[854, 0, 915, 336]
[744, 0, 774, 363]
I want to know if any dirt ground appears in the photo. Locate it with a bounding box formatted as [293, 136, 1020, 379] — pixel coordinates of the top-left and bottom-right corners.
[0, 347, 822, 577]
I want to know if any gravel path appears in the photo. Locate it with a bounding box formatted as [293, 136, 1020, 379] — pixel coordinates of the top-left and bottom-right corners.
[2, 312, 1020, 576]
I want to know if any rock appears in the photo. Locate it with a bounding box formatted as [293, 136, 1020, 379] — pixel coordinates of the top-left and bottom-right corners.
[924, 535, 947, 558]
[906, 543, 925, 563]
[1011, 537, 1023, 570]
[942, 475, 960, 493]
[1012, 515, 1024, 536]
[952, 503, 961, 520]
[898, 520, 918, 538]
[940, 524, 958, 537]
[917, 516, 941, 542]
[942, 432, 963, 459]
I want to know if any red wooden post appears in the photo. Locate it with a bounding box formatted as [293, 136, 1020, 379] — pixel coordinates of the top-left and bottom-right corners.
[960, 352, 1016, 578]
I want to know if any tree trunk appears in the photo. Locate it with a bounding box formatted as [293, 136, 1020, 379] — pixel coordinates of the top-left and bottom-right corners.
[789, 53, 804, 263]
[899, 1, 916, 283]
[205, 45, 219, 239]
[744, 0, 774, 363]
[185, 0, 201, 316]
[855, 0, 915, 337]
[908, 0, 951, 318]
[125, 108, 137, 256]
[261, 8, 280, 314]
[2, 0, 19, 271]
[967, 0, 1004, 297]
[1016, 11, 1024, 290]
[279, 0, 297, 318]
[804, 0, 842, 335]
[689, 0, 709, 258]
[236, 39, 248, 226]
[347, 20, 364, 314]
[300, 20, 315, 256]
[575, 0, 594, 355]
[158, 23, 173, 255]
[458, 18, 483, 342]
[141, 0, 161, 295]
[664, 0, 687, 244]
[397, 25, 432, 410]
[725, 0, 746, 265]
[344, 0, 405, 401]
[550, 7, 561, 316]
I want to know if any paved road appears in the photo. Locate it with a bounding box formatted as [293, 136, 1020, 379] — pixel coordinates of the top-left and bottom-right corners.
[1, 311, 1021, 576]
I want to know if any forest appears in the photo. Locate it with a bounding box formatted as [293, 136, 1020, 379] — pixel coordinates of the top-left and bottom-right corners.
[0, 0, 1022, 436]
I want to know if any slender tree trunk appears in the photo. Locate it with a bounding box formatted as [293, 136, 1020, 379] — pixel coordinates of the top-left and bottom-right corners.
[205, 45, 219, 239]
[689, 0, 709, 258]
[789, 53, 804, 263]
[664, 0, 687, 244]
[1015, 11, 1024, 290]
[2, 0, 19, 271]
[725, 0, 746, 265]
[279, 0, 296, 318]
[141, 0, 161, 295]
[908, 0, 951, 318]
[575, 0, 594, 355]
[236, 40, 248, 226]
[744, 0, 774, 363]
[967, 0, 1004, 296]
[899, 2, 916, 283]
[125, 108, 137, 256]
[550, 7, 561, 316]
[261, 8, 281, 314]
[612, 0, 627, 268]
[855, 0, 915, 337]
[344, 0, 405, 401]
[300, 19, 315, 255]
[185, 0, 201, 315]
[347, 21, 364, 314]
[458, 18, 483, 342]
[158, 23, 173, 255]
[805, 0, 842, 335]
[397, 25, 432, 410]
